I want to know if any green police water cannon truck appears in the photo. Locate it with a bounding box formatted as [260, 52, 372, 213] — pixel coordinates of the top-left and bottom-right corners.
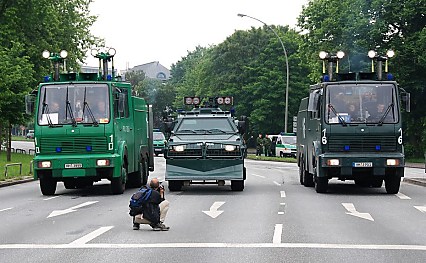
[297, 50, 410, 194]
[26, 48, 154, 195]
[163, 96, 248, 191]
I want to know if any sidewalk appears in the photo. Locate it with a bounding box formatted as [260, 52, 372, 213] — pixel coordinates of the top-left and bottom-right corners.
[403, 162, 426, 187]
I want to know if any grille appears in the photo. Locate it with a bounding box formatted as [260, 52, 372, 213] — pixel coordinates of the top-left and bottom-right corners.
[167, 143, 202, 157]
[206, 143, 240, 157]
[328, 135, 397, 152]
[40, 136, 108, 154]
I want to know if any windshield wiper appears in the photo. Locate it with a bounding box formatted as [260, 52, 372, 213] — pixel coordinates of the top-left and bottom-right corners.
[378, 103, 394, 126]
[208, 128, 226, 133]
[176, 129, 196, 134]
[41, 90, 54, 127]
[328, 104, 347, 126]
[82, 87, 99, 126]
[65, 87, 77, 127]
[194, 129, 210, 134]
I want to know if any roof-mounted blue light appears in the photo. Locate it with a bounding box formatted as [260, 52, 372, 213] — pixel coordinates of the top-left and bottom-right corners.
[107, 74, 112, 81]
[43, 76, 51, 82]
[387, 73, 394, 81]
[323, 75, 330, 82]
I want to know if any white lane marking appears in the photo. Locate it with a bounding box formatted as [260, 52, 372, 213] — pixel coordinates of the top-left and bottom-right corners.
[395, 193, 411, 200]
[280, 203, 285, 206]
[0, 207, 13, 212]
[43, 196, 60, 201]
[342, 203, 374, 221]
[2, 243, 426, 250]
[278, 212, 285, 215]
[47, 201, 98, 218]
[272, 224, 283, 244]
[69, 226, 114, 245]
[202, 201, 225, 219]
[252, 174, 266, 178]
[273, 181, 281, 186]
[280, 191, 286, 198]
[414, 206, 426, 213]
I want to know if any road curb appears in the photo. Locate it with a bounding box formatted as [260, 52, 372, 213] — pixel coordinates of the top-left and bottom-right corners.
[0, 177, 34, 188]
[403, 178, 426, 187]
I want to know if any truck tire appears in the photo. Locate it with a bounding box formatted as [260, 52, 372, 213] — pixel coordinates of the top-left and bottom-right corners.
[142, 157, 149, 186]
[385, 175, 400, 194]
[111, 164, 126, 194]
[231, 180, 244, 191]
[304, 172, 314, 187]
[315, 176, 328, 193]
[168, 180, 182, 191]
[299, 160, 305, 185]
[40, 177, 57, 196]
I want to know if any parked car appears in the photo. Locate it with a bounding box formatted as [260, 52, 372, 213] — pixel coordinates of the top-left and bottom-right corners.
[26, 130, 34, 139]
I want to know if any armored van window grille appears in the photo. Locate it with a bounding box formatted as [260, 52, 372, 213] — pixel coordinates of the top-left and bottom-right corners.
[39, 137, 108, 154]
[206, 143, 241, 157]
[327, 135, 397, 152]
[167, 143, 202, 157]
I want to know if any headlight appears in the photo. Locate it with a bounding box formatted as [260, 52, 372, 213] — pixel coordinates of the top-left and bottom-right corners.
[225, 145, 236, 151]
[96, 159, 110, 166]
[386, 159, 399, 166]
[173, 145, 185, 152]
[38, 161, 51, 168]
[327, 159, 340, 166]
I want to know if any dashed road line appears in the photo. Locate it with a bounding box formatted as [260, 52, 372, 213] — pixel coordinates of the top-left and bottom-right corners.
[252, 174, 266, 179]
[273, 224, 283, 244]
[69, 226, 114, 245]
[0, 207, 13, 212]
[395, 192, 411, 200]
[280, 191, 286, 198]
[44, 196, 60, 201]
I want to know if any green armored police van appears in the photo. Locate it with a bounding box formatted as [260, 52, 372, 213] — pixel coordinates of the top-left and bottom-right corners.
[26, 49, 154, 195]
[297, 50, 410, 194]
[164, 97, 248, 191]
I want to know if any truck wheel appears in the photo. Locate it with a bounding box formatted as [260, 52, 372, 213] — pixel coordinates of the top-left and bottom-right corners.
[385, 175, 400, 194]
[111, 164, 126, 194]
[231, 180, 244, 191]
[315, 176, 328, 193]
[168, 180, 182, 191]
[142, 158, 149, 186]
[299, 161, 305, 185]
[40, 177, 57, 196]
[303, 172, 314, 187]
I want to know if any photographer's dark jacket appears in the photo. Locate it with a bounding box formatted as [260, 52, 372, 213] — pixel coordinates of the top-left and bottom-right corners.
[142, 189, 165, 224]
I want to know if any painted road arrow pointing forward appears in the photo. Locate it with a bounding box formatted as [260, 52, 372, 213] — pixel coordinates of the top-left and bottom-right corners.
[414, 205, 426, 213]
[47, 201, 98, 218]
[202, 201, 225, 219]
[342, 203, 374, 221]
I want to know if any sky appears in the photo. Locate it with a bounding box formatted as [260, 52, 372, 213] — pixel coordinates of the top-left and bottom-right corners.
[84, 0, 309, 71]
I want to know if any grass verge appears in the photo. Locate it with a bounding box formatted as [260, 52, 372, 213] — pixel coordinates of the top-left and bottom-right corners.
[246, 154, 298, 163]
[0, 152, 34, 181]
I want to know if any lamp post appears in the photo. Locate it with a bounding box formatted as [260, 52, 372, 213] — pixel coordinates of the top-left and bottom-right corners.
[237, 13, 290, 133]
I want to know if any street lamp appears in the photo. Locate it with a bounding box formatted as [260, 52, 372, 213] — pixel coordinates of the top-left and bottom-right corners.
[237, 13, 290, 133]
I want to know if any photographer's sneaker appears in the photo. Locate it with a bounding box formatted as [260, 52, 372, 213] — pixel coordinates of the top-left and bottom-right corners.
[133, 223, 140, 230]
[158, 222, 170, 231]
[150, 224, 161, 231]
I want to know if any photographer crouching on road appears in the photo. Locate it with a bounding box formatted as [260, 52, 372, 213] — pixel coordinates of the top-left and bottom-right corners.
[132, 178, 170, 231]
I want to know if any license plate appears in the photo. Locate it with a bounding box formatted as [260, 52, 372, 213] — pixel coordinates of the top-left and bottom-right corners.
[352, 162, 373, 167]
[65, 163, 83, 169]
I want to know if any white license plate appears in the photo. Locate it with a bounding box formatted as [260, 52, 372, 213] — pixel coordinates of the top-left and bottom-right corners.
[65, 163, 83, 169]
[352, 162, 373, 167]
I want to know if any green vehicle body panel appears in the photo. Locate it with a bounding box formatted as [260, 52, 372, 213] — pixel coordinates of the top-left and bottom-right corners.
[32, 74, 154, 194]
[164, 109, 246, 184]
[297, 80, 405, 182]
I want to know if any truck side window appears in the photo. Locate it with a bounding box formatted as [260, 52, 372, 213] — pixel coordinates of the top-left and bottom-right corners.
[122, 89, 129, 118]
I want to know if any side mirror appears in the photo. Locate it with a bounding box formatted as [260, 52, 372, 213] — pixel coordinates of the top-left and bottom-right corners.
[402, 92, 411, 113]
[25, 95, 35, 115]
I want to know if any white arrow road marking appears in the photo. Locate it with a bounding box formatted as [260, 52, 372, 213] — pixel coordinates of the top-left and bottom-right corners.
[0, 207, 13, 212]
[47, 201, 98, 218]
[395, 192, 411, 200]
[69, 226, 114, 245]
[202, 201, 225, 219]
[273, 224, 283, 244]
[273, 181, 281, 186]
[252, 174, 265, 178]
[414, 206, 426, 213]
[342, 203, 374, 221]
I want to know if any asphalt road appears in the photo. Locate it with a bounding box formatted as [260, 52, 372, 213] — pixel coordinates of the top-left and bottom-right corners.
[0, 157, 425, 263]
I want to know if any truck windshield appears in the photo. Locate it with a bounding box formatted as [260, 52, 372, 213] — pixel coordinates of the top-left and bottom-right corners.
[176, 117, 236, 134]
[325, 83, 399, 124]
[37, 84, 110, 126]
